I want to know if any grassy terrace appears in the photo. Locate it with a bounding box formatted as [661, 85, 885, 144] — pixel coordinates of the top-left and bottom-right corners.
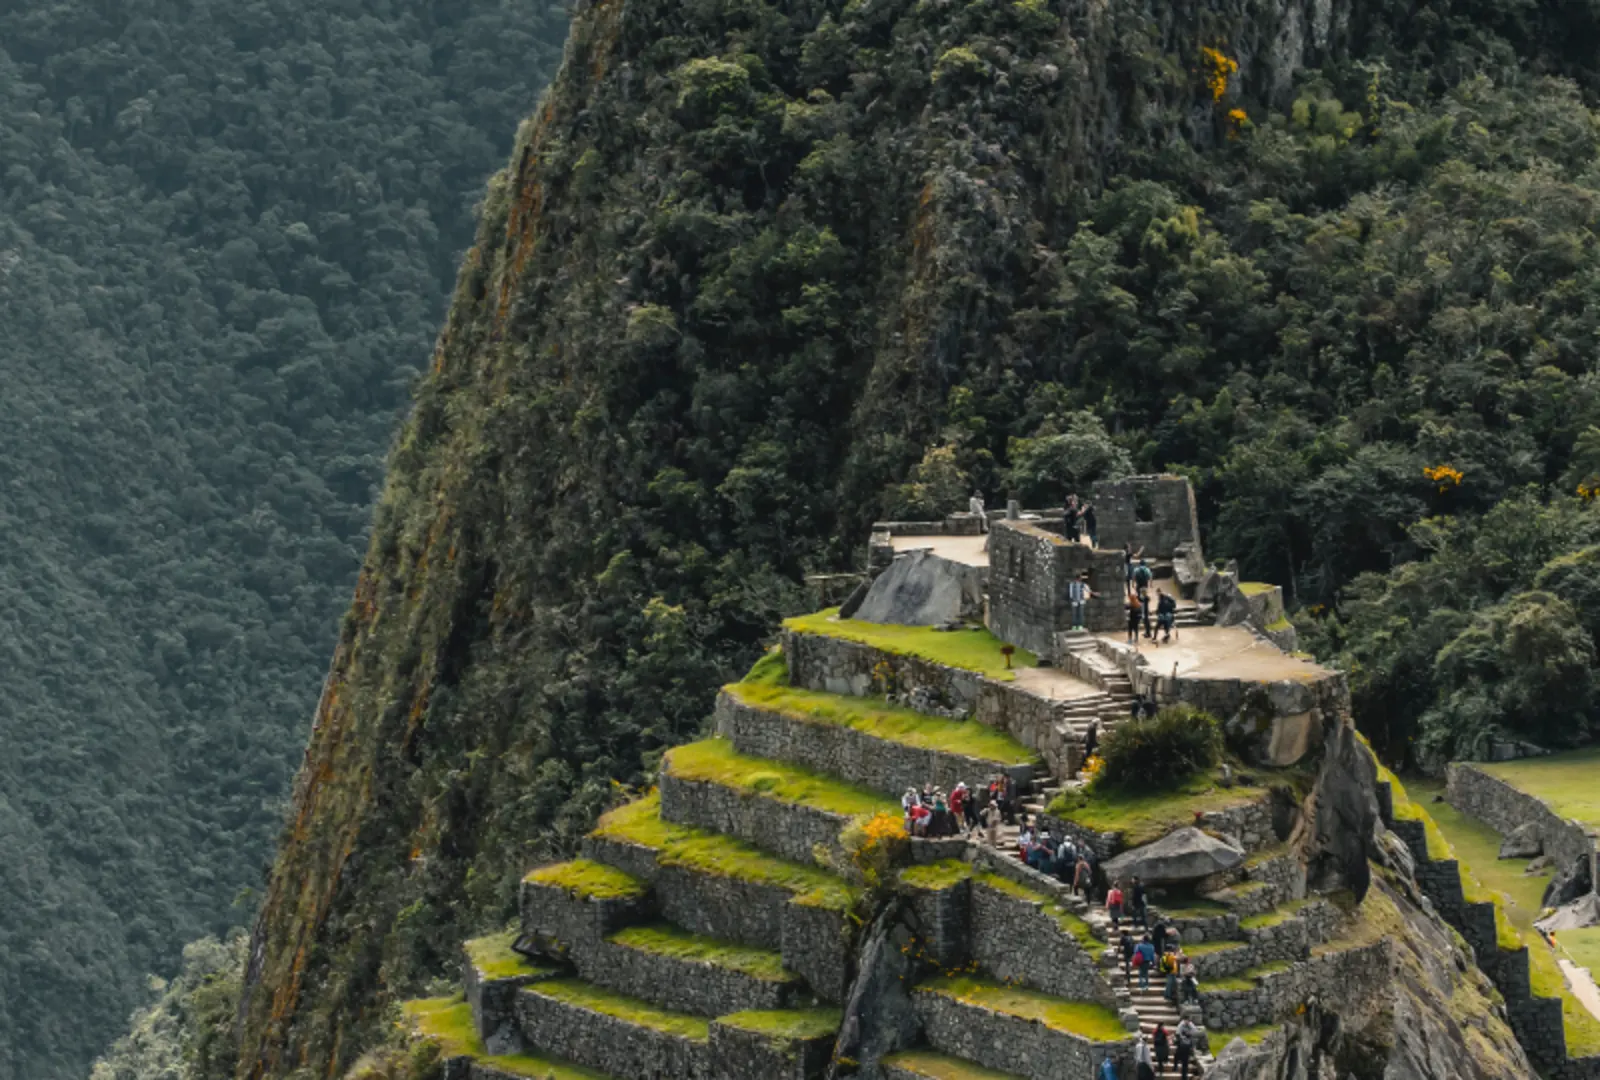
[608, 923, 792, 982]
[717, 1006, 842, 1041]
[527, 978, 711, 1040]
[663, 738, 898, 818]
[726, 662, 1037, 766]
[917, 976, 1129, 1041]
[783, 609, 1037, 679]
[1046, 775, 1270, 849]
[881, 1049, 1025, 1079]
[402, 997, 613, 1079]
[525, 859, 647, 901]
[971, 873, 1100, 950]
[1481, 748, 1600, 829]
[590, 792, 858, 911]
[1392, 773, 1600, 1057]
[900, 859, 973, 891]
[465, 930, 557, 981]
[1206, 1023, 1279, 1047]
[1239, 899, 1311, 931]
[1206, 959, 1293, 993]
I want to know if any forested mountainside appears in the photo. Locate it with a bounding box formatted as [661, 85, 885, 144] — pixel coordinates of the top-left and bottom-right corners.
[0, 4, 567, 1077]
[192, 0, 1600, 1077]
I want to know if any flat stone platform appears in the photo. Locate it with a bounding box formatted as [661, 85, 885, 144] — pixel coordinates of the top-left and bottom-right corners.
[1010, 666, 1102, 701]
[1099, 624, 1329, 683]
[889, 533, 994, 567]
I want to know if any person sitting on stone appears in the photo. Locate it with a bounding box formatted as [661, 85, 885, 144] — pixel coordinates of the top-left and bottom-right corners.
[969, 490, 988, 533]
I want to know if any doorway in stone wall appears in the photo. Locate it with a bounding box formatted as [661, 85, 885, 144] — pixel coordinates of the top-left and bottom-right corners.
[1134, 487, 1155, 523]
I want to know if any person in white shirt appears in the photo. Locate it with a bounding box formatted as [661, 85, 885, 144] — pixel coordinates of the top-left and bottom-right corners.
[968, 491, 987, 533]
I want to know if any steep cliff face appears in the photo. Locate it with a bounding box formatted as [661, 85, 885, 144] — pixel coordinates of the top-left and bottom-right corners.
[234, 0, 1600, 1076]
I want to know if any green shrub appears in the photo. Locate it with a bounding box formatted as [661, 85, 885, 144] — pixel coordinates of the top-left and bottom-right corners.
[1096, 706, 1223, 788]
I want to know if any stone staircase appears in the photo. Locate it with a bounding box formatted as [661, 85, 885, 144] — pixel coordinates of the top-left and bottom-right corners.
[404, 663, 1137, 1079]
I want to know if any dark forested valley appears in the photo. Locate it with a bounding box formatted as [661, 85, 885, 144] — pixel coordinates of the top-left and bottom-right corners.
[0, 4, 565, 1077]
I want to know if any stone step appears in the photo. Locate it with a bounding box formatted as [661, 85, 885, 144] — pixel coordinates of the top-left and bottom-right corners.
[658, 737, 898, 865]
[881, 1048, 1025, 1079]
[403, 996, 618, 1080]
[715, 685, 1039, 802]
[578, 792, 858, 1002]
[910, 975, 1133, 1080]
[577, 922, 805, 1017]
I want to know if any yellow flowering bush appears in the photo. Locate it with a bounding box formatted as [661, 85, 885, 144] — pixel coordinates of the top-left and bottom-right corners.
[1200, 47, 1237, 102]
[1424, 464, 1464, 492]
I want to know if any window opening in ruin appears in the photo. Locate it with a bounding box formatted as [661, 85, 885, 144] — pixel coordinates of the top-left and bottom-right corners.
[1135, 488, 1155, 523]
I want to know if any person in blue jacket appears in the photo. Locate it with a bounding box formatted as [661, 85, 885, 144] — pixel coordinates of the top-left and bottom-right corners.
[1099, 1054, 1120, 1080]
[1132, 935, 1158, 990]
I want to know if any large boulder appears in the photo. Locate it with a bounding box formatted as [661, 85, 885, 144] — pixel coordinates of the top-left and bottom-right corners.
[1498, 822, 1542, 860]
[1103, 827, 1245, 885]
[853, 548, 985, 626]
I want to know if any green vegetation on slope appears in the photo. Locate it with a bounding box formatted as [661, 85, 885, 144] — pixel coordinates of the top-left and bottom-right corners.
[715, 1007, 841, 1041]
[464, 932, 556, 981]
[880, 1049, 1024, 1080]
[592, 793, 858, 911]
[3, 3, 568, 1076]
[1047, 775, 1268, 848]
[403, 997, 612, 1079]
[663, 738, 898, 818]
[526, 860, 648, 901]
[235, 0, 1600, 1072]
[1481, 749, 1600, 829]
[783, 611, 1036, 678]
[525, 980, 710, 1040]
[726, 666, 1037, 765]
[916, 977, 1127, 1041]
[608, 924, 791, 982]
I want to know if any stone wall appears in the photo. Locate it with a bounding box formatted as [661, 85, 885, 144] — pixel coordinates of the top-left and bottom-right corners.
[783, 628, 1077, 778]
[464, 950, 558, 1055]
[1092, 475, 1203, 561]
[515, 986, 711, 1078]
[1198, 940, 1391, 1031]
[912, 985, 1132, 1080]
[987, 520, 1126, 648]
[904, 876, 972, 969]
[708, 1019, 835, 1080]
[1447, 763, 1597, 872]
[782, 897, 854, 1003]
[969, 879, 1115, 1006]
[574, 937, 796, 1017]
[658, 770, 849, 867]
[715, 692, 1036, 798]
[518, 878, 650, 958]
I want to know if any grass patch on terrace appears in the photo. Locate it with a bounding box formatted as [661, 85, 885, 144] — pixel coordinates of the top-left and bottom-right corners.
[590, 792, 858, 911]
[783, 609, 1036, 679]
[1207, 1023, 1279, 1047]
[917, 976, 1128, 1041]
[717, 1006, 841, 1041]
[527, 979, 710, 1041]
[880, 1049, 1024, 1079]
[663, 738, 898, 818]
[464, 930, 555, 981]
[1206, 960, 1293, 992]
[1185, 940, 1249, 958]
[525, 859, 646, 901]
[1238, 582, 1276, 596]
[969, 873, 1100, 949]
[1239, 900, 1310, 931]
[402, 997, 611, 1079]
[725, 677, 1037, 767]
[900, 859, 973, 891]
[609, 923, 791, 982]
[1395, 777, 1600, 1057]
[1046, 775, 1268, 849]
[1563, 928, 1600, 982]
[1480, 748, 1600, 830]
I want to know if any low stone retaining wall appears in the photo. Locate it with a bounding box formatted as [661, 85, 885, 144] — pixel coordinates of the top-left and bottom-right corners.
[658, 770, 851, 867]
[575, 937, 796, 1017]
[709, 1019, 835, 1080]
[464, 950, 558, 1055]
[515, 986, 711, 1078]
[1381, 782, 1594, 1075]
[1447, 763, 1597, 871]
[581, 834, 661, 885]
[912, 985, 1132, 1080]
[518, 877, 650, 958]
[783, 629, 1076, 777]
[970, 878, 1114, 1006]
[782, 898, 853, 1003]
[715, 692, 1035, 798]
[904, 875, 972, 969]
[1198, 940, 1391, 1030]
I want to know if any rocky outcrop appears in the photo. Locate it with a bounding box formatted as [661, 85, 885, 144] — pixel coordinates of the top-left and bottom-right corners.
[1103, 827, 1244, 885]
[1500, 822, 1543, 860]
[854, 549, 986, 626]
[1301, 719, 1381, 900]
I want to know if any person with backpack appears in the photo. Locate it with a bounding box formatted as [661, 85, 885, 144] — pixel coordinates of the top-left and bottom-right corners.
[1119, 928, 1136, 978]
[1125, 591, 1142, 644]
[1152, 1024, 1170, 1075]
[1160, 948, 1179, 1004]
[1133, 1032, 1156, 1080]
[1175, 1018, 1199, 1080]
[1133, 935, 1157, 990]
[1068, 573, 1093, 630]
[1106, 882, 1124, 929]
[1156, 590, 1177, 643]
